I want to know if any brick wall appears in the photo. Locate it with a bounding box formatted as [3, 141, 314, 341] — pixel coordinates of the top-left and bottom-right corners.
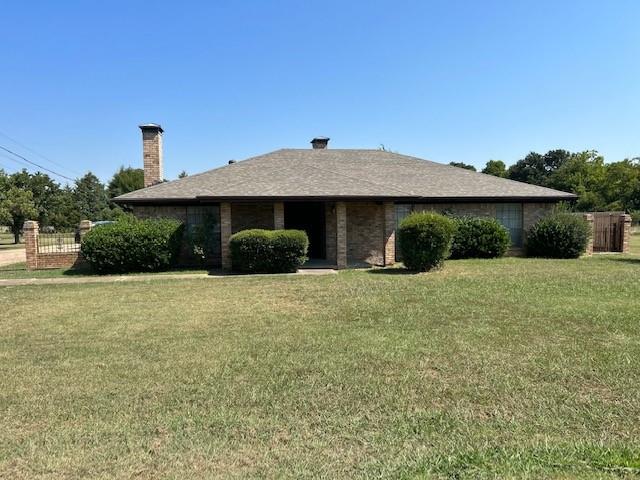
[141, 127, 163, 187]
[131, 205, 188, 222]
[231, 202, 274, 233]
[523, 203, 555, 231]
[325, 202, 337, 265]
[346, 202, 385, 266]
[24, 220, 91, 270]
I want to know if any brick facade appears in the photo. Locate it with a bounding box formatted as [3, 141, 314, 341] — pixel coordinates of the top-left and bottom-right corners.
[273, 202, 285, 230]
[621, 214, 632, 254]
[231, 202, 274, 233]
[346, 202, 385, 266]
[336, 202, 347, 269]
[220, 202, 232, 270]
[325, 202, 337, 265]
[383, 201, 396, 266]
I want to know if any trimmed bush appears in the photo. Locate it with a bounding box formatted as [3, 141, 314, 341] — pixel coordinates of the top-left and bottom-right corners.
[229, 229, 308, 273]
[81, 217, 184, 273]
[450, 216, 510, 259]
[526, 212, 591, 258]
[398, 212, 455, 271]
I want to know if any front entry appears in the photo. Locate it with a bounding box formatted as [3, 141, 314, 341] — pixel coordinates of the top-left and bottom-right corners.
[284, 202, 326, 259]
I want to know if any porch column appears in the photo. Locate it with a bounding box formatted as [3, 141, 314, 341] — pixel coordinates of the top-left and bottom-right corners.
[383, 201, 396, 266]
[273, 202, 285, 230]
[336, 201, 347, 269]
[221, 202, 232, 270]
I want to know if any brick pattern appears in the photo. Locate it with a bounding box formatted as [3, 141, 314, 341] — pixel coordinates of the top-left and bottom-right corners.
[220, 202, 232, 270]
[23, 221, 39, 270]
[522, 203, 555, 232]
[336, 202, 347, 269]
[273, 202, 285, 230]
[347, 202, 385, 266]
[325, 202, 337, 265]
[131, 205, 188, 222]
[383, 201, 396, 265]
[231, 202, 274, 233]
[621, 214, 632, 254]
[142, 128, 163, 187]
[582, 213, 594, 255]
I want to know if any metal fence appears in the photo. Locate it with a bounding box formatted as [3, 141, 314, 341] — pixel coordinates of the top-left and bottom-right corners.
[37, 233, 81, 254]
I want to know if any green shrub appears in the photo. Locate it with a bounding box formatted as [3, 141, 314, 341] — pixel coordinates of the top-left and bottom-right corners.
[526, 212, 591, 258]
[229, 229, 308, 273]
[81, 217, 184, 273]
[398, 212, 455, 271]
[450, 216, 510, 259]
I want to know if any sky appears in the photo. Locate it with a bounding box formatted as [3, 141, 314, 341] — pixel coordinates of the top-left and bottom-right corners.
[0, 0, 638, 185]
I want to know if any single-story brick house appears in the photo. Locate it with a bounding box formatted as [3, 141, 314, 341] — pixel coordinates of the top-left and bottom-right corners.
[113, 124, 576, 269]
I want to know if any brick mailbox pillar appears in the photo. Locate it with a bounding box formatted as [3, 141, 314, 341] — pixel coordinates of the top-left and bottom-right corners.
[23, 220, 39, 270]
[582, 213, 594, 256]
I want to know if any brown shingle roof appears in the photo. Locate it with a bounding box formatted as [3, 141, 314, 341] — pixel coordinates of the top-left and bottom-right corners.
[114, 149, 576, 202]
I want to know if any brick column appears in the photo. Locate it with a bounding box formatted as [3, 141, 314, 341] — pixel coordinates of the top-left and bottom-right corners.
[383, 201, 396, 266]
[582, 213, 594, 256]
[621, 214, 632, 253]
[78, 220, 92, 240]
[220, 202, 232, 270]
[273, 202, 285, 230]
[23, 220, 39, 270]
[336, 202, 347, 269]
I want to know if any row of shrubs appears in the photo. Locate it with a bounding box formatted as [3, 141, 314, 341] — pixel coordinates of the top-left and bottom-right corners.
[80, 209, 590, 274]
[398, 210, 591, 271]
[80, 217, 309, 274]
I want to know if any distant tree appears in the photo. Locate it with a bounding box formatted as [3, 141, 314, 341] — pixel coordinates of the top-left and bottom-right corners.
[178, 170, 188, 179]
[8, 169, 62, 227]
[107, 166, 144, 198]
[449, 162, 476, 171]
[0, 187, 37, 243]
[507, 149, 571, 186]
[73, 172, 110, 221]
[482, 160, 507, 177]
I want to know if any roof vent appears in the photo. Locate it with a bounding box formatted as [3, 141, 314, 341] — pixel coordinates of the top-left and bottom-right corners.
[228, 159, 236, 164]
[311, 136, 329, 149]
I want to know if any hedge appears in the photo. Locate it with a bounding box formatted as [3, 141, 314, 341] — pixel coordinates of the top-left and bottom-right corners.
[450, 216, 510, 259]
[81, 217, 184, 273]
[397, 212, 455, 271]
[526, 211, 591, 258]
[229, 229, 308, 273]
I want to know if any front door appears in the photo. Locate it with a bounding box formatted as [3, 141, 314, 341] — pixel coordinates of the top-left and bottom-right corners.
[284, 202, 326, 259]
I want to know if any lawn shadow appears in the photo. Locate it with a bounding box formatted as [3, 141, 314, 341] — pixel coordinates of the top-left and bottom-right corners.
[598, 255, 640, 265]
[367, 267, 419, 275]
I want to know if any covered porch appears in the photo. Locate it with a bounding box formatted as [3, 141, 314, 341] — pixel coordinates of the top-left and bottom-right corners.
[220, 200, 397, 270]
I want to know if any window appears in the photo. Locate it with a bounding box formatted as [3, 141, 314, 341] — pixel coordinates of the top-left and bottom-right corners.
[495, 203, 523, 247]
[185, 206, 221, 264]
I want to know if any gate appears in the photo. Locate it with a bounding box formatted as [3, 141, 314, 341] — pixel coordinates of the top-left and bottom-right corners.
[592, 212, 625, 252]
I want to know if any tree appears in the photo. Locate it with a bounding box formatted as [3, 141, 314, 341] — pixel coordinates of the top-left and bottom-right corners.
[8, 169, 62, 227]
[178, 170, 188, 179]
[449, 162, 476, 171]
[107, 166, 144, 198]
[73, 172, 110, 221]
[482, 160, 507, 177]
[0, 187, 37, 243]
[507, 149, 571, 186]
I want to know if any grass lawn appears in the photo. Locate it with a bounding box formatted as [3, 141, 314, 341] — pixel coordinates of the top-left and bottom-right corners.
[2, 255, 640, 478]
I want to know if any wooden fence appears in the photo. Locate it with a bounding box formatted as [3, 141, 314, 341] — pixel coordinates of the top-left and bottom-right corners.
[590, 212, 631, 253]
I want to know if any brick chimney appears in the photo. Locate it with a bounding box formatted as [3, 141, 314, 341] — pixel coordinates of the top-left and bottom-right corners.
[311, 136, 329, 149]
[139, 123, 164, 187]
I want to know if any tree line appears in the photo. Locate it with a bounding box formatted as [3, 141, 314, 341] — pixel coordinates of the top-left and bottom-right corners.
[0, 167, 145, 243]
[450, 149, 640, 214]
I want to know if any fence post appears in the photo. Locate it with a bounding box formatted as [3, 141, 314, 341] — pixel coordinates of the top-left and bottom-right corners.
[23, 220, 39, 270]
[620, 214, 632, 254]
[582, 213, 594, 256]
[78, 220, 92, 241]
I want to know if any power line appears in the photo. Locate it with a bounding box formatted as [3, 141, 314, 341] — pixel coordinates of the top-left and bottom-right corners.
[0, 145, 76, 182]
[0, 128, 82, 176]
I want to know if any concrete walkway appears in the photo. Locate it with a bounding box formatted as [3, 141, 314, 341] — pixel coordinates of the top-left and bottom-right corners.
[0, 268, 337, 287]
[0, 248, 25, 267]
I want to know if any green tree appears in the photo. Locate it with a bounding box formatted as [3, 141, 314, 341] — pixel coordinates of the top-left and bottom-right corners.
[482, 160, 507, 177]
[449, 162, 476, 171]
[73, 172, 110, 221]
[178, 170, 188, 179]
[0, 186, 38, 243]
[8, 170, 62, 227]
[107, 166, 144, 198]
[508, 149, 571, 186]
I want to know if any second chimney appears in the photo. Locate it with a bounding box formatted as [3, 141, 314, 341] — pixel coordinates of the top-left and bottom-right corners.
[311, 136, 329, 149]
[140, 123, 164, 187]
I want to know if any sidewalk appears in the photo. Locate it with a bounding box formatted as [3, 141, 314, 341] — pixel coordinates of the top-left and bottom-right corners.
[0, 268, 337, 287]
[0, 248, 25, 267]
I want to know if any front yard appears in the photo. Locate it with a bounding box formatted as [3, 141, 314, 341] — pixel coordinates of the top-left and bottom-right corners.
[1, 254, 640, 478]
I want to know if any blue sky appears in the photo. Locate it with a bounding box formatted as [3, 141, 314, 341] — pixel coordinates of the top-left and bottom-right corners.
[0, 0, 638, 184]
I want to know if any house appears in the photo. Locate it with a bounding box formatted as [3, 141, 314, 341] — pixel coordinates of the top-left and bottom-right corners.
[113, 124, 576, 269]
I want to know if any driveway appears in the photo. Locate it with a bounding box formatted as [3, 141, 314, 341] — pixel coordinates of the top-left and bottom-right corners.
[0, 248, 25, 267]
